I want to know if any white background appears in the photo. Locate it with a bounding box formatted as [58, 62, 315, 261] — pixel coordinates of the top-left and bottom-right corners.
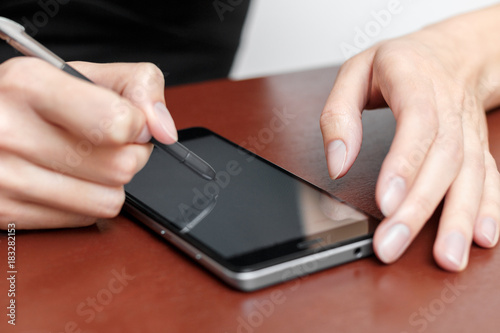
[230, 0, 499, 80]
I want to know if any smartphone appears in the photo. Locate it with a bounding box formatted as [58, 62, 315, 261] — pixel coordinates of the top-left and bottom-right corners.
[124, 127, 379, 291]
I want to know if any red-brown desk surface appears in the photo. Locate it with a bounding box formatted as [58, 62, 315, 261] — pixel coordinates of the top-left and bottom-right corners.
[2, 67, 500, 333]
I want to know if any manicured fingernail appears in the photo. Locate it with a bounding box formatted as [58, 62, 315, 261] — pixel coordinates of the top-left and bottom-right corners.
[136, 125, 152, 144]
[381, 176, 406, 216]
[480, 217, 498, 245]
[154, 102, 178, 141]
[444, 231, 466, 269]
[377, 223, 411, 263]
[327, 140, 347, 179]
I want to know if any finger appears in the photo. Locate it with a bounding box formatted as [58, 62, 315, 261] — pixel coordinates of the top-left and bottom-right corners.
[320, 51, 375, 179]
[31, 141, 152, 187]
[0, 97, 152, 186]
[70, 61, 177, 144]
[375, 105, 438, 217]
[433, 123, 484, 271]
[0, 152, 125, 218]
[473, 152, 500, 248]
[0, 198, 97, 230]
[374, 75, 439, 217]
[0, 57, 147, 145]
[373, 114, 464, 264]
[366, 41, 443, 217]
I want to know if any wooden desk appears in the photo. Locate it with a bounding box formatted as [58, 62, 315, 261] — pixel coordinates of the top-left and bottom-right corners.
[2, 67, 500, 333]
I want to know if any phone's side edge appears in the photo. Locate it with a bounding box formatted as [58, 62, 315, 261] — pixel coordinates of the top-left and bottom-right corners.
[123, 199, 374, 292]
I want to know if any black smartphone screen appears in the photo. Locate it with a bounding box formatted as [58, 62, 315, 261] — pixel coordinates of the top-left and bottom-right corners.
[125, 128, 378, 272]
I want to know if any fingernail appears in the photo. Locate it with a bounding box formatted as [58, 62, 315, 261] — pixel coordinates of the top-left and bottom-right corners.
[136, 125, 152, 144]
[154, 102, 178, 141]
[444, 231, 466, 269]
[480, 217, 498, 245]
[327, 140, 347, 179]
[377, 223, 411, 263]
[381, 176, 406, 216]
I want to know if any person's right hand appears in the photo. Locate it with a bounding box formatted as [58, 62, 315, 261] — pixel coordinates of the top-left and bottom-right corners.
[0, 58, 177, 230]
[319, 5, 500, 271]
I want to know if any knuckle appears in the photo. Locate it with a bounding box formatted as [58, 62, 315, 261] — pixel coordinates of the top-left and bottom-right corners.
[71, 216, 98, 228]
[0, 58, 37, 92]
[125, 63, 165, 105]
[410, 194, 436, 220]
[435, 134, 464, 166]
[465, 150, 486, 175]
[319, 110, 335, 130]
[0, 203, 12, 227]
[416, 106, 440, 132]
[98, 188, 125, 218]
[109, 148, 143, 184]
[442, 109, 463, 131]
[320, 102, 357, 132]
[0, 198, 19, 228]
[135, 62, 165, 87]
[375, 42, 422, 71]
[338, 56, 358, 72]
[0, 108, 15, 150]
[0, 167, 26, 196]
[450, 85, 466, 103]
[447, 209, 476, 227]
[375, 46, 401, 65]
[107, 99, 143, 144]
[479, 196, 500, 214]
[452, 88, 478, 120]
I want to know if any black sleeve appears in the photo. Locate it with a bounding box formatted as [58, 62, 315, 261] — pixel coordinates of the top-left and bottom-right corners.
[0, 0, 250, 86]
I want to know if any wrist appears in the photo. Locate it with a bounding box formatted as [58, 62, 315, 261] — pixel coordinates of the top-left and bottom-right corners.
[429, 5, 500, 110]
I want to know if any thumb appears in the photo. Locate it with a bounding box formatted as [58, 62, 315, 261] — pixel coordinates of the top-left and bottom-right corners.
[320, 55, 374, 179]
[69, 62, 178, 145]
